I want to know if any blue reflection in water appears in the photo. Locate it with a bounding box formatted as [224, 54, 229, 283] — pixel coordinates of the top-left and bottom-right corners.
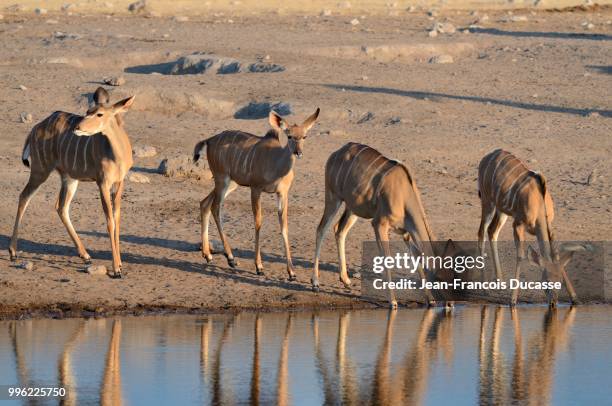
[0, 306, 610, 405]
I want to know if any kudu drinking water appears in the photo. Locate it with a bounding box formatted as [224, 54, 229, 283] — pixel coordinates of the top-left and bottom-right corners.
[9, 87, 135, 277]
[477, 149, 589, 306]
[193, 108, 320, 279]
[312, 142, 458, 308]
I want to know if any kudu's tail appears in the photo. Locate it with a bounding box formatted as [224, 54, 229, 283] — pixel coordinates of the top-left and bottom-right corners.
[193, 139, 209, 163]
[21, 131, 32, 167]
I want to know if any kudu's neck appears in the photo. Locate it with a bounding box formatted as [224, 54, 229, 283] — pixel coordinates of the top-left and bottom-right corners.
[104, 119, 133, 168]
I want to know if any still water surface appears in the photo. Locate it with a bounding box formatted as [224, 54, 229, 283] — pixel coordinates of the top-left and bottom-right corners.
[1, 306, 611, 405]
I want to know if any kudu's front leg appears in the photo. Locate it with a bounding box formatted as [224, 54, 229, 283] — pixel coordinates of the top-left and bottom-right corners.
[511, 223, 526, 306]
[112, 181, 124, 271]
[374, 220, 397, 309]
[402, 234, 435, 306]
[99, 182, 120, 277]
[277, 190, 296, 281]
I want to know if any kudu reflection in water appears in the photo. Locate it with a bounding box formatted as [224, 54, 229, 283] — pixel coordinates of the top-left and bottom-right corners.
[9, 319, 123, 406]
[478, 306, 576, 405]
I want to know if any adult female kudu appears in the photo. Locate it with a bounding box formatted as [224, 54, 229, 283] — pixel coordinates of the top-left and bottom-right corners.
[312, 142, 454, 308]
[193, 108, 320, 280]
[477, 149, 588, 306]
[9, 87, 135, 277]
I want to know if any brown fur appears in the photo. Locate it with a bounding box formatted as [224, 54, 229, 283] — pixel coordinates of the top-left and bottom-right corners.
[9, 87, 135, 276]
[477, 149, 576, 306]
[193, 108, 320, 278]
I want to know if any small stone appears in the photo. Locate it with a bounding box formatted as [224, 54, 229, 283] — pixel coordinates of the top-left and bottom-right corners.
[61, 4, 74, 11]
[428, 30, 438, 37]
[427, 9, 438, 17]
[321, 9, 332, 16]
[20, 112, 32, 123]
[46, 19, 59, 24]
[510, 15, 528, 22]
[128, 172, 150, 183]
[587, 169, 597, 185]
[586, 23, 595, 30]
[429, 54, 454, 64]
[350, 18, 360, 26]
[86, 264, 108, 276]
[357, 111, 375, 124]
[35, 8, 48, 15]
[19, 261, 34, 271]
[385, 117, 401, 125]
[19, 85, 27, 90]
[103, 76, 125, 86]
[174, 16, 189, 22]
[588, 111, 600, 117]
[133, 145, 157, 158]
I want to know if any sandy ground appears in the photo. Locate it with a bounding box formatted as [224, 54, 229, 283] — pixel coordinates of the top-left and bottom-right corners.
[0, 6, 610, 318]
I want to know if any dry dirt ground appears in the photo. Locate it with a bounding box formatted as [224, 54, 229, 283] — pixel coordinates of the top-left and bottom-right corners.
[0, 6, 610, 318]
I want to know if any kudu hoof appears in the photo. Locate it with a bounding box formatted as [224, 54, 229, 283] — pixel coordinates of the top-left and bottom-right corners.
[204, 254, 213, 264]
[427, 300, 437, 307]
[82, 257, 92, 265]
[288, 274, 297, 282]
[109, 271, 123, 279]
[255, 267, 265, 276]
[389, 301, 398, 310]
[312, 284, 320, 293]
[226, 256, 238, 268]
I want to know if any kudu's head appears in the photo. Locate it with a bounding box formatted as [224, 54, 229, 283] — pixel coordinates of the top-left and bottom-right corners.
[75, 87, 135, 136]
[527, 243, 592, 282]
[268, 108, 320, 158]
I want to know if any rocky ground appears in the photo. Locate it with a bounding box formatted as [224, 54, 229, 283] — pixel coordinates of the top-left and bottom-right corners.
[0, 5, 610, 318]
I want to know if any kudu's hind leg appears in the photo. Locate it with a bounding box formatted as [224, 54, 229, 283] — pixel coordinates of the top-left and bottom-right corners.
[9, 170, 50, 260]
[56, 176, 91, 263]
[335, 209, 358, 288]
[312, 191, 342, 291]
[277, 190, 296, 281]
[488, 211, 508, 280]
[402, 234, 436, 306]
[200, 190, 215, 262]
[211, 177, 238, 268]
[251, 188, 264, 275]
[478, 202, 495, 258]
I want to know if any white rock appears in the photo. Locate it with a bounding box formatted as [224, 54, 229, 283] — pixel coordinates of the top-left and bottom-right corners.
[35, 8, 48, 15]
[19, 85, 27, 90]
[20, 112, 32, 123]
[46, 19, 59, 24]
[429, 54, 454, 64]
[321, 9, 332, 16]
[128, 172, 151, 183]
[86, 264, 108, 276]
[511, 15, 528, 22]
[19, 261, 34, 271]
[428, 30, 438, 37]
[133, 145, 158, 158]
[174, 16, 189, 22]
[350, 18, 360, 25]
[407, 5, 416, 12]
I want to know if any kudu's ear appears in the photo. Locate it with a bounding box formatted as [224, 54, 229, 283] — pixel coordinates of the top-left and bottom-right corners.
[93, 87, 110, 105]
[269, 111, 287, 131]
[302, 107, 320, 133]
[527, 245, 542, 267]
[112, 96, 135, 114]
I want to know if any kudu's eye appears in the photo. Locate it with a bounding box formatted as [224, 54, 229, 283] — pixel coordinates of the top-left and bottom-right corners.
[97, 113, 104, 117]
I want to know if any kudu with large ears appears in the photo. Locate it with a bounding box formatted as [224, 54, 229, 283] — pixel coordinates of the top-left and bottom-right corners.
[10, 87, 135, 277]
[193, 108, 320, 279]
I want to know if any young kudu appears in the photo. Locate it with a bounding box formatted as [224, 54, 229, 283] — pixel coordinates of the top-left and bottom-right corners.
[193, 108, 320, 279]
[9, 87, 135, 277]
[477, 149, 587, 306]
[312, 142, 453, 308]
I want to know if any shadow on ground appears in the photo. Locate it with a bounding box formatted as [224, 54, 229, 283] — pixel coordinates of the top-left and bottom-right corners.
[323, 84, 611, 117]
